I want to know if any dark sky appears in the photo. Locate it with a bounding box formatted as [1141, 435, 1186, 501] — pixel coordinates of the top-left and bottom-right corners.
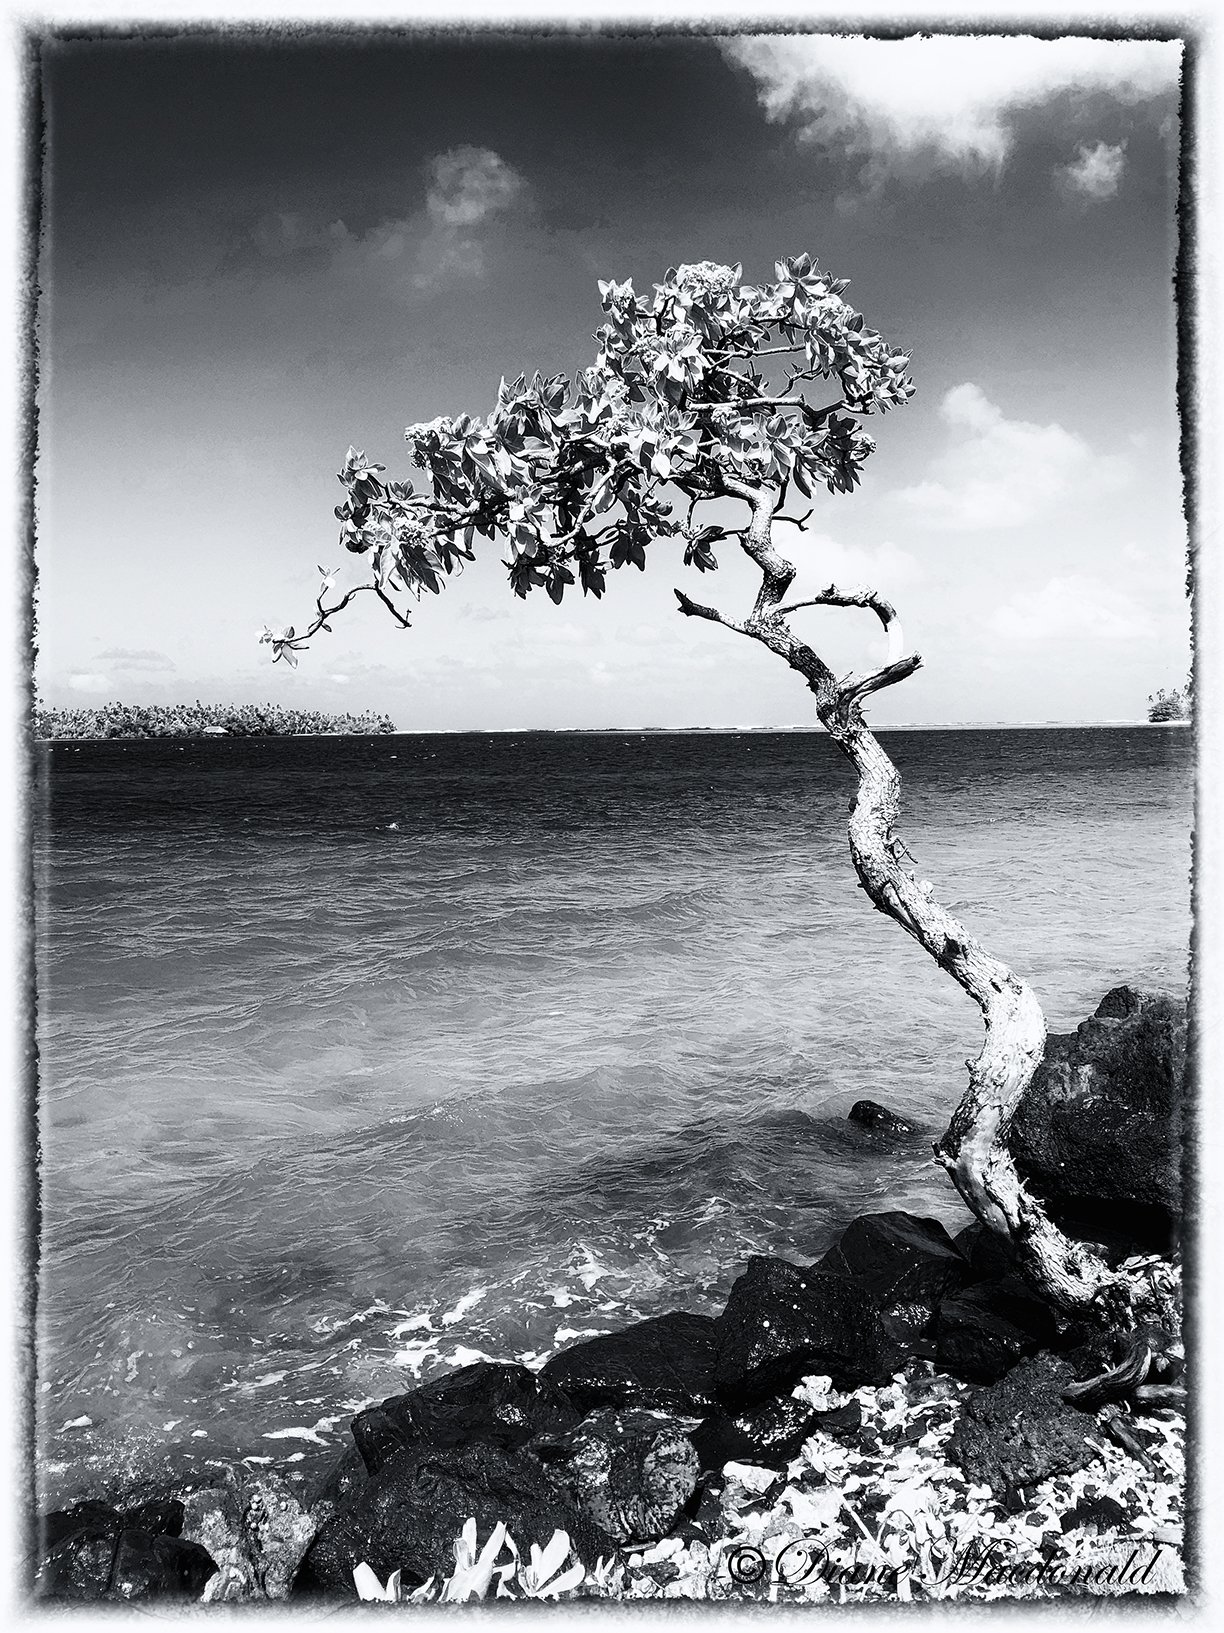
[35, 29, 1188, 728]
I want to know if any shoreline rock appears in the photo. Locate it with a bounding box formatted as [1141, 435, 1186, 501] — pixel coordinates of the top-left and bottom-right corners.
[1010, 985, 1185, 1255]
[847, 1100, 917, 1136]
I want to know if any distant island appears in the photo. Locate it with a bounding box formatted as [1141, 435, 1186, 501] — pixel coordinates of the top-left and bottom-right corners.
[34, 701, 397, 740]
[1147, 683, 1191, 724]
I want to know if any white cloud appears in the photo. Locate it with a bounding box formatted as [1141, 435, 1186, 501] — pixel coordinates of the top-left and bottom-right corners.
[988, 574, 1155, 641]
[94, 648, 176, 672]
[425, 146, 524, 228]
[533, 621, 588, 648]
[250, 212, 350, 258]
[773, 528, 922, 591]
[67, 672, 112, 693]
[249, 146, 526, 289]
[1057, 139, 1128, 201]
[893, 383, 1129, 530]
[722, 35, 1179, 178]
[414, 146, 526, 288]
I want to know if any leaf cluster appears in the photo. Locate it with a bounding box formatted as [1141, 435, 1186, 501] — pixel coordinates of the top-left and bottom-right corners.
[271, 256, 914, 657]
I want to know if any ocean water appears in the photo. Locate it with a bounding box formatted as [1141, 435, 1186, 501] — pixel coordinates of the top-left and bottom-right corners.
[32, 726, 1193, 1506]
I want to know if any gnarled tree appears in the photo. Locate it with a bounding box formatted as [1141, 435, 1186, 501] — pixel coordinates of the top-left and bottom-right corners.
[267, 256, 1178, 1375]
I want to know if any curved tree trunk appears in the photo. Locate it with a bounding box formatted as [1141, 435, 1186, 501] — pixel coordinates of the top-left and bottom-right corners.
[675, 485, 1157, 1328]
[813, 710, 1126, 1318]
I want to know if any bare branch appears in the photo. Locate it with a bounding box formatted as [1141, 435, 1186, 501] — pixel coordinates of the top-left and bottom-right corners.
[673, 587, 744, 632]
[315, 585, 368, 626]
[372, 583, 415, 629]
[775, 582, 898, 629]
[840, 652, 923, 707]
[689, 393, 849, 416]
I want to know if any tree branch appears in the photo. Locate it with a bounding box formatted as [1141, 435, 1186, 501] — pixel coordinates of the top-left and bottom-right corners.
[840, 652, 923, 707]
[775, 582, 898, 629]
[673, 587, 745, 633]
[372, 583, 415, 629]
[689, 393, 848, 416]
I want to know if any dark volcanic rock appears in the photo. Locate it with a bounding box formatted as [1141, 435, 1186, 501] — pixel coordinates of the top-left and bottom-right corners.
[536, 1408, 699, 1545]
[1061, 1492, 1132, 1534]
[811, 1400, 865, 1438]
[540, 1312, 719, 1415]
[935, 1261, 1063, 1385]
[122, 1497, 185, 1538]
[848, 1100, 915, 1136]
[298, 1441, 611, 1598]
[691, 1394, 826, 1473]
[714, 1256, 898, 1408]
[352, 1360, 580, 1475]
[311, 1443, 370, 1512]
[1095, 985, 1145, 1020]
[953, 1221, 1017, 1284]
[108, 1529, 218, 1602]
[949, 1352, 1095, 1499]
[1010, 986, 1186, 1250]
[36, 1523, 121, 1601]
[39, 1501, 122, 1556]
[935, 1286, 1045, 1384]
[35, 1515, 216, 1604]
[983, 1274, 1063, 1344]
[816, 1212, 970, 1344]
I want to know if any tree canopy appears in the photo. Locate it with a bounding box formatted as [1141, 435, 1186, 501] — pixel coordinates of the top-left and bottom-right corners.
[262, 256, 914, 666]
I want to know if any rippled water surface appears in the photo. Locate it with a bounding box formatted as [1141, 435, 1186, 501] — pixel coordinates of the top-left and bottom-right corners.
[33, 726, 1193, 1503]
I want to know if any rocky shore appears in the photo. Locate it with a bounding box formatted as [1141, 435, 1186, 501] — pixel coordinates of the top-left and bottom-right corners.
[32, 985, 1187, 1606]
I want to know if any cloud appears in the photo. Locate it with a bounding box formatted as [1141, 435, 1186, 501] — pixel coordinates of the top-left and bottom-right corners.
[773, 528, 923, 591]
[67, 672, 112, 693]
[250, 213, 349, 259]
[94, 648, 177, 672]
[988, 574, 1155, 641]
[893, 383, 1129, 530]
[1056, 140, 1127, 201]
[425, 146, 524, 228]
[414, 146, 526, 288]
[722, 36, 1179, 179]
[250, 211, 415, 266]
[247, 146, 526, 290]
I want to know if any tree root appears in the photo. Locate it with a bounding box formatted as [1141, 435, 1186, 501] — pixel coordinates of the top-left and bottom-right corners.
[1061, 1257, 1183, 1411]
[1063, 1337, 1155, 1409]
[1099, 1407, 1157, 1472]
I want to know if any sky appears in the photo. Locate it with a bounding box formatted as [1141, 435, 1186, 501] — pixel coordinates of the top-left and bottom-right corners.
[33, 26, 1191, 730]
